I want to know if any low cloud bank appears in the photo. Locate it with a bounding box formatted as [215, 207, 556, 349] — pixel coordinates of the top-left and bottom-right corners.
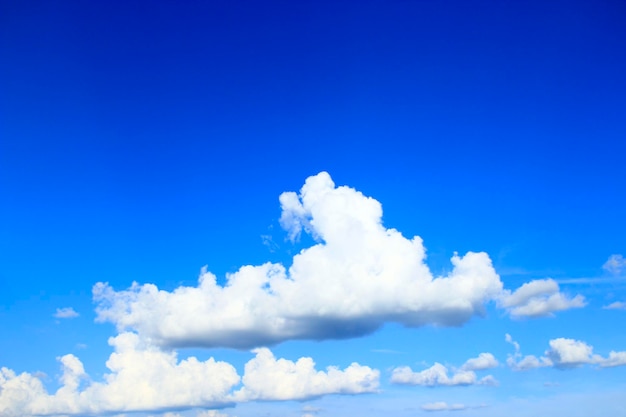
[0, 333, 378, 417]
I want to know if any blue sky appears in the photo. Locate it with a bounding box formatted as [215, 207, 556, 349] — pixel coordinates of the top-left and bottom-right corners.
[1, 0, 626, 415]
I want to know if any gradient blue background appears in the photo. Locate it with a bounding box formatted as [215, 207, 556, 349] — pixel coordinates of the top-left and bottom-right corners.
[1, 0, 625, 415]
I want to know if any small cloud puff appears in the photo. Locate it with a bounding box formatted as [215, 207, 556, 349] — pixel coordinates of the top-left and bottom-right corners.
[421, 402, 467, 411]
[460, 352, 499, 371]
[54, 307, 79, 319]
[498, 279, 585, 318]
[603, 254, 625, 275]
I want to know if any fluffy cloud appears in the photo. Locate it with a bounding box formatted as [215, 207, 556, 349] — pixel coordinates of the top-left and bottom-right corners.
[391, 353, 498, 387]
[54, 307, 79, 319]
[94, 172, 580, 350]
[603, 254, 626, 275]
[506, 335, 626, 370]
[545, 338, 600, 369]
[498, 279, 585, 318]
[421, 402, 467, 411]
[0, 332, 239, 416]
[233, 348, 379, 401]
[546, 338, 626, 369]
[0, 334, 378, 416]
[0, 367, 48, 417]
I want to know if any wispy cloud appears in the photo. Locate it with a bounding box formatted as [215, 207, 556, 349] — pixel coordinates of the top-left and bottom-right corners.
[603, 301, 626, 310]
[421, 401, 467, 412]
[603, 254, 626, 275]
[54, 307, 79, 319]
[371, 348, 405, 354]
[556, 276, 625, 285]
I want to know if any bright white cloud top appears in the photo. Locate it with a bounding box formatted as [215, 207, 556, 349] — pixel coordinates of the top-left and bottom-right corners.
[233, 348, 379, 401]
[93, 172, 582, 350]
[421, 401, 468, 412]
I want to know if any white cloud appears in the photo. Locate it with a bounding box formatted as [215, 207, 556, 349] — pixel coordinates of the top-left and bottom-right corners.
[421, 401, 467, 411]
[1, 333, 238, 416]
[460, 352, 498, 371]
[233, 348, 379, 401]
[603, 254, 625, 275]
[302, 405, 321, 413]
[0, 334, 378, 416]
[603, 301, 626, 310]
[196, 411, 233, 417]
[93, 172, 576, 350]
[506, 335, 626, 370]
[390, 355, 498, 387]
[498, 279, 585, 318]
[545, 338, 626, 368]
[54, 307, 79, 319]
[545, 338, 601, 369]
[0, 367, 49, 417]
[505, 334, 552, 371]
[599, 351, 626, 368]
[391, 363, 472, 386]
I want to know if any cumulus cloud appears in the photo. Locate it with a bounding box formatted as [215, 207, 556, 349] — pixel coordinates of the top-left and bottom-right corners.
[0, 335, 378, 416]
[54, 307, 79, 319]
[0, 332, 239, 416]
[391, 353, 498, 387]
[545, 338, 601, 369]
[93, 172, 580, 350]
[498, 279, 585, 318]
[421, 402, 467, 411]
[603, 254, 625, 275]
[505, 335, 626, 370]
[233, 348, 379, 401]
[603, 301, 626, 310]
[545, 338, 626, 369]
